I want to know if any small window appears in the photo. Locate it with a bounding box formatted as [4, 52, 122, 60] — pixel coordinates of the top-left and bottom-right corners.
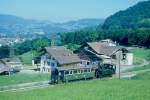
[51, 62, 55, 67]
[122, 54, 126, 60]
[91, 69, 95, 72]
[74, 70, 77, 74]
[47, 61, 51, 66]
[69, 70, 73, 75]
[87, 62, 90, 65]
[112, 55, 116, 59]
[78, 70, 81, 74]
[65, 71, 69, 75]
[84, 69, 87, 72]
[81, 69, 84, 73]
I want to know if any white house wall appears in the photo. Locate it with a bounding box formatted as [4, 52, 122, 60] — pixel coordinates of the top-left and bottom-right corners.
[40, 54, 58, 73]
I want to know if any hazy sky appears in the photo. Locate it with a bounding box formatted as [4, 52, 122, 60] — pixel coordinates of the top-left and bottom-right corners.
[0, 0, 145, 22]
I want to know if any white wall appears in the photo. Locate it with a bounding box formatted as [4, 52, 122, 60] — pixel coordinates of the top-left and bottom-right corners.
[126, 53, 133, 65]
[40, 54, 58, 73]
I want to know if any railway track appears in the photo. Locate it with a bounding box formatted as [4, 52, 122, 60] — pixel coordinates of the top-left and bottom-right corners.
[0, 81, 52, 92]
[0, 69, 150, 92]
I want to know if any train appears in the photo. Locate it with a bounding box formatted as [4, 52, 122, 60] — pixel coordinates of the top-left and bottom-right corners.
[50, 63, 116, 84]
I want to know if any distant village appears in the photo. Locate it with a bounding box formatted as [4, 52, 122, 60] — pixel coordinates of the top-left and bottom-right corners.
[0, 39, 133, 75]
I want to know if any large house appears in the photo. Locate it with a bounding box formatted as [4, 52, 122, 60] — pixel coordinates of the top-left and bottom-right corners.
[74, 40, 133, 66]
[39, 46, 81, 72]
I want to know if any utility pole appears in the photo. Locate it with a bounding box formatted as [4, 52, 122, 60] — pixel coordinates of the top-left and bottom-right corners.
[118, 50, 121, 79]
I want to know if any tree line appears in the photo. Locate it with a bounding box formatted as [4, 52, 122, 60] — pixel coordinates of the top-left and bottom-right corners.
[60, 28, 150, 47]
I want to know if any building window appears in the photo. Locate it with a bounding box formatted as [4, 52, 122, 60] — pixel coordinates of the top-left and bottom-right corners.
[74, 70, 77, 74]
[65, 71, 69, 75]
[112, 54, 116, 59]
[51, 62, 55, 67]
[122, 54, 126, 60]
[87, 62, 90, 65]
[84, 69, 88, 72]
[69, 70, 73, 75]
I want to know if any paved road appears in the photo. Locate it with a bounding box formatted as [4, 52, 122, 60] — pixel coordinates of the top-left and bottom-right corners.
[116, 59, 149, 73]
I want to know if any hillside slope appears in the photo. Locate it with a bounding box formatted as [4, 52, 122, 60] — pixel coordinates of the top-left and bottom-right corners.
[0, 14, 104, 35]
[102, 0, 150, 29]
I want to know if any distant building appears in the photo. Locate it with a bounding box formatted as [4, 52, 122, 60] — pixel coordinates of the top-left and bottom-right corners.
[0, 60, 12, 75]
[74, 40, 133, 66]
[39, 46, 81, 72]
[2, 58, 22, 71]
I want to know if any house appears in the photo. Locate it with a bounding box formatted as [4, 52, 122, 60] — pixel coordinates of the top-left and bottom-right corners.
[2, 58, 22, 71]
[0, 60, 12, 75]
[39, 46, 81, 72]
[74, 40, 133, 66]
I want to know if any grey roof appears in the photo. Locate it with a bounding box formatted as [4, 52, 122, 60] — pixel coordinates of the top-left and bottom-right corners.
[0, 60, 11, 73]
[87, 41, 120, 56]
[2, 58, 21, 63]
[45, 46, 81, 65]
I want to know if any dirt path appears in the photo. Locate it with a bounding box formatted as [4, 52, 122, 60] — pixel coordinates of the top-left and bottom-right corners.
[0, 81, 51, 92]
[115, 59, 149, 73]
[118, 68, 150, 79]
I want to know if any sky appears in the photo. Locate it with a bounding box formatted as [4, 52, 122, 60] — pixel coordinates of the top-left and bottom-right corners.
[0, 0, 145, 22]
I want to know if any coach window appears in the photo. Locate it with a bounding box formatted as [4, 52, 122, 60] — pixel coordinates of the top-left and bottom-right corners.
[84, 69, 87, 72]
[65, 71, 69, 75]
[74, 70, 77, 74]
[78, 70, 81, 74]
[69, 70, 73, 75]
[91, 68, 95, 72]
[81, 69, 83, 73]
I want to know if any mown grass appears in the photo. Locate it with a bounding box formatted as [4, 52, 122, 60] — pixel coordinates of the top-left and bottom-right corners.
[133, 56, 143, 65]
[18, 51, 33, 65]
[128, 48, 150, 71]
[130, 48, 150, 60]
[18, 50, 39, 65]
[0, 77, 150, 100]
[0, 73, 50, 86]
[132, 71, 150, 80]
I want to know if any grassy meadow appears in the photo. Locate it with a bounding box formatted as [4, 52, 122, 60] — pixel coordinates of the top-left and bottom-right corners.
[0, 73, 50, 87]
[0, 71, 150, 100]
[0, 48, 150, 100]
[128, 48, 150, 71]
[130, 48, 150, 60]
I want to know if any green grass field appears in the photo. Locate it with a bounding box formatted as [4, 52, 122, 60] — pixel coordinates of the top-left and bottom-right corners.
[130, 48, 150, 60]
[0, 73, 50, 87]
[130, 48, 150, 65]
[18, 51, 33, 65]
[128, 48, 150, 71]
[0, 71, 150, 100]
[18, 50, 39, 65]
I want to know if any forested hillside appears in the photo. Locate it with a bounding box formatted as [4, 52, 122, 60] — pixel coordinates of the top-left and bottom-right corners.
[102, 0, 150, 29]
[61, 0, 150, 47]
